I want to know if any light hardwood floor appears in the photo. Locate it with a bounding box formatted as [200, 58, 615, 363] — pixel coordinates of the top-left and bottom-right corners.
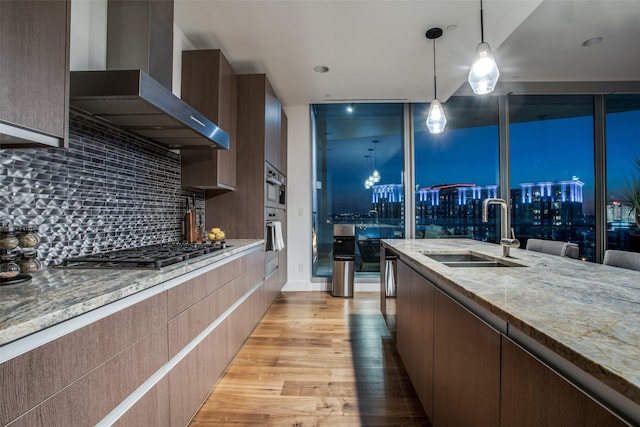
[189, 291, 430, 426]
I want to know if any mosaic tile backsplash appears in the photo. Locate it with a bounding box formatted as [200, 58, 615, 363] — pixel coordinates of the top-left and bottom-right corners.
[0, 111, 204, 266]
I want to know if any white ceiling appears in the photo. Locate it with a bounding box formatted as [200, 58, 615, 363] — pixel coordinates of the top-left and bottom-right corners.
[174, 0, 640, 108]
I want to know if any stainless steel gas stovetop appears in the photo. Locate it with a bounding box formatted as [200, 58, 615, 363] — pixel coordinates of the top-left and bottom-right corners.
[59, 242, 229, 269]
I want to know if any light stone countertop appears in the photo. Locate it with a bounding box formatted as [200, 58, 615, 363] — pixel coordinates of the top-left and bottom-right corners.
[0, 239, 263, 346]
[381, 238, 640, 409]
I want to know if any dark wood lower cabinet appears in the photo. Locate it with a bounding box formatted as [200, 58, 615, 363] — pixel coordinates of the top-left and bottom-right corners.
[410, 271, 434, 420]
[500, 337, 628, 427]
[433, 288, 501, 427]
[114, 377, 170, 427]
[0, 247, 281, 427]
[395, 261, 412, 373]
[395, 260, 435, 420]
[393, 258, 632, 427]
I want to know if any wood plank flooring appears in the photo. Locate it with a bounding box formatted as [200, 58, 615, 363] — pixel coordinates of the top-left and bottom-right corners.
[189, 291, 430, 426]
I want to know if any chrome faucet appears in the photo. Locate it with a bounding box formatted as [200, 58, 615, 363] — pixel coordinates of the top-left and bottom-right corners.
[482, 198, 520, 257]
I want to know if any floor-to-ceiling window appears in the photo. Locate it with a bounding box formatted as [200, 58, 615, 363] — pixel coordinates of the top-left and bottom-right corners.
[311, 103, 405, 277]
[311, 91, 640, 278]
[509, 95, 595, 261]
[606, 94, 640, 252]
[413, 97, 500, 240]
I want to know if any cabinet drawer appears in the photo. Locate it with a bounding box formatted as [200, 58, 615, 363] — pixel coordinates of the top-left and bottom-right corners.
[8, 326, 168, 427]
[113, 377, 170, 427]
[167, 256, 246, 319]
[0, 293, 167, 425]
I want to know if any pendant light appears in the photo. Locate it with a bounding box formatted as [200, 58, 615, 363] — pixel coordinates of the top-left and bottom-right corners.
[468, 0, 500, 94]
[426, 27, 446, 134]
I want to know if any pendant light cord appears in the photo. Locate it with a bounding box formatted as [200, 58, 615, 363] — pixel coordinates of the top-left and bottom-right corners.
[432, 39, 437, 99]
[480, 0, 485, 43]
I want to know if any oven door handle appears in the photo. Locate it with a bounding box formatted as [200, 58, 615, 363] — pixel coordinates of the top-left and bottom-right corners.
[266, 176, 283, 186]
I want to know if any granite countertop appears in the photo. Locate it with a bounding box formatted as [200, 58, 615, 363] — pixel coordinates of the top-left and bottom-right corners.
[382, 238, 640, 408]
[0, 239, 263, 346]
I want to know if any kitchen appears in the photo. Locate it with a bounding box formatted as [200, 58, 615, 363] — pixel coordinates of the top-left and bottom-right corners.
[1, 0, 640, 426]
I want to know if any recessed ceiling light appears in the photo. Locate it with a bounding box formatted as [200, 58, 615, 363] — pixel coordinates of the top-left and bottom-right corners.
[314, 65, 330, 73]
[582, 37, 603, 47]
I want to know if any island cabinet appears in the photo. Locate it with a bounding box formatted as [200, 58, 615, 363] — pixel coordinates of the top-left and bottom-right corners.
[393, 256, 630, 427]
[0, 0, 70, 148]
[432, 287, 501, 427]
[500, 337, 628, 427]
[180, 49, 238, 190]
[0, 247, 268, 427]
[396, 258, 499, 426]
[395, 260, 435, 419]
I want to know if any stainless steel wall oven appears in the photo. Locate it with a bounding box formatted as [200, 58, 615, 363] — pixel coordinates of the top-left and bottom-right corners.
[265, 162, 285, 209]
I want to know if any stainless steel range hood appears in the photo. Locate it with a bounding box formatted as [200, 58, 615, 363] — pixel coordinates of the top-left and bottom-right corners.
[69, 0, 229, 150]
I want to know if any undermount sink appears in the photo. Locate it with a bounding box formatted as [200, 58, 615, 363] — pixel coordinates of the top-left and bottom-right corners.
[422, 251, 526, 268]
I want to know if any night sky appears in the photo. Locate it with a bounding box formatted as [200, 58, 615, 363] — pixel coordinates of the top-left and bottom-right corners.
[326, 108, 640, 216]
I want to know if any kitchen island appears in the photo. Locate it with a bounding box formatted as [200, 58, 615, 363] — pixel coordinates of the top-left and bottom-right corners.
[381, 238, 640, 427]
[0, 239, 283, 427]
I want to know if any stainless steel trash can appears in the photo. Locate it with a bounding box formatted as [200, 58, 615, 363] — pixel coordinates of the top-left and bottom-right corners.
[384, 255, 397, 297]
[332, 255, 355, 297]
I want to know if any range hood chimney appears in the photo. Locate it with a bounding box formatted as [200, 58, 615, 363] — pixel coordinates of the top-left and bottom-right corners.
[70, 0, 229, 150]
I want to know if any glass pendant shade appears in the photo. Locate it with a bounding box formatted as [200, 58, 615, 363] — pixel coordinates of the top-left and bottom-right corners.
[468, 42, 500, 95]
[426, 99, 447, 134]
[372, 170, 380, 183]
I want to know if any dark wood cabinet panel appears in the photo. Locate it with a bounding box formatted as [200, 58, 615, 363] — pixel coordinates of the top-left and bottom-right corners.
[280, 107, 288, 175]
[395, 260, 412, 370]
[0, 293, 167, 425]
[394, 261, 434, 421]
[0, 0, 69, 147]
[181, 49, 237, 189]
[206, 74, 286, 239]
[501, 337, 628, 427]
[433, 288, 501, 427]
[0, 248, 269, 427]
[411, 272, 434, 420]
[207, 75, 268, 239]
[114, 377, 170, 427]
[166, 256, 246, 319]
[264, 89, 282, 170]
[168, 255, 266, 426]
[11, 326, 168, 427]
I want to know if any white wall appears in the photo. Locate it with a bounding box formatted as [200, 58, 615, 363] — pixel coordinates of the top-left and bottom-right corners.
[282, 106, 315, 291]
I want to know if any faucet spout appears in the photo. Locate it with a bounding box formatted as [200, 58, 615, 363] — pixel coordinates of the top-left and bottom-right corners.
[482, 198, 520, 257]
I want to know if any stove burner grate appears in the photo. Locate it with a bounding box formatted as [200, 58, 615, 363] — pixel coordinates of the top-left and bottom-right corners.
[59, 242, 228, 269]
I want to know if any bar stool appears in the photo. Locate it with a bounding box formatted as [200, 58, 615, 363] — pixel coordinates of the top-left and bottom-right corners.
[526, 238, 580, 259]
[602, 249, 640, 272]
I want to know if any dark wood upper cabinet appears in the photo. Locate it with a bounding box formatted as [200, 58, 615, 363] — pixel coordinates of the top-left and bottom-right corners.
[180, 49, 237, 190]
[264, 89, 282, 171]
[0, 0, 70, 148]
[280, 107, 288, 175]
